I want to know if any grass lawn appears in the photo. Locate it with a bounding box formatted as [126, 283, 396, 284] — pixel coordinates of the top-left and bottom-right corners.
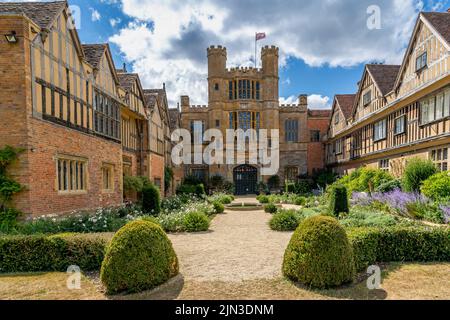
[1, 263, 449, 300]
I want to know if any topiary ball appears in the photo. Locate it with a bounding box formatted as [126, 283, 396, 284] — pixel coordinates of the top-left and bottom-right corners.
[100, 220, 178, 295]
[282, 215, 355, 289]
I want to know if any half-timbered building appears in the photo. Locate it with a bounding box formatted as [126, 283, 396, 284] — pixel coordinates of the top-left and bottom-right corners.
[0, 1, 123, 216]
[326, 11, 450, 176]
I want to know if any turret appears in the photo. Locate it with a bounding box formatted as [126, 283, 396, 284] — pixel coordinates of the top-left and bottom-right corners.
[261, 46, 279, 102]
[207, 45, 227, 104]
[181, 95, 190, 112]
[261, 45, 279, 77]
[207, 45, 227, 78]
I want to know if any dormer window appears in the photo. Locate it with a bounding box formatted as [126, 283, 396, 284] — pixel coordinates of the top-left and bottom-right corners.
[363, 91, 372, 107]
[416, 52, 427, 72]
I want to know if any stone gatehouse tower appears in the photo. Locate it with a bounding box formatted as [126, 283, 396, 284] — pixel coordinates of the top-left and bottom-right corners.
[179, 45, 329, 195]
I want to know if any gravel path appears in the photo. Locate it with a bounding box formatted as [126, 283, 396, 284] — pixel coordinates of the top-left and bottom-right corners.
[167, 197, 293, 282]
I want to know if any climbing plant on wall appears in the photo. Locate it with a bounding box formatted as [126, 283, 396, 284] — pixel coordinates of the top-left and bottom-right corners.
[0, 146, 24, 231]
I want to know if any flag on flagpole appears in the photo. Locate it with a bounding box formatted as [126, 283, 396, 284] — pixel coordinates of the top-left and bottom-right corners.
[256, 32, 266, 41]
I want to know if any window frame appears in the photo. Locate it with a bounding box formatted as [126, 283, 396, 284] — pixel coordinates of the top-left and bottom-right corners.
[430, 147, 449, 172]
[363, 90, 372, 107]
[285, 119, 299, 143]
[373, 119, 387, 142]
[55, 155, 88, 195]
[394, 115, 406, 136]
[310, 130, 321, 142]
[101, 163, 115, 192]
[335, 139, 343, 155]
[416, 51, 428, 72]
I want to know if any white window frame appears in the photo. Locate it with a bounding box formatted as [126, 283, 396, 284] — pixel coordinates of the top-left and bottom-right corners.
[394, 115, 406, 135]
[374, 119, 387, 142]
[363, 90, 372, 107]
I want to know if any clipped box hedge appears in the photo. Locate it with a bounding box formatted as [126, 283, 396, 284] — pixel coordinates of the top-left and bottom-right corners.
[348, 226, 450, 272]
[0, 233, 111, 273]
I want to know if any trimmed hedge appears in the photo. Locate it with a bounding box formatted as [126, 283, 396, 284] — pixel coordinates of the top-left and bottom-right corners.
[142, 184, 161, 215]
[0, 233, 109, 273]
[283, 216, 355, 288]
[348, 226, 450, 272]
[329, 184, 349, 216]
[100, 220, 178, 295]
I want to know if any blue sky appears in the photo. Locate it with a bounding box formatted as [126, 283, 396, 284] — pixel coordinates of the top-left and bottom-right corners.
[46, 0, 450, 108]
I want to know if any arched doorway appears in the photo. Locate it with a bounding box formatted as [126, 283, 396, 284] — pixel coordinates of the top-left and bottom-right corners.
[233, 165, 258, 195]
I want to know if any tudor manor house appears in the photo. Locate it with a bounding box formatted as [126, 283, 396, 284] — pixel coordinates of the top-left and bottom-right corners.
[1, 1, 450, 217]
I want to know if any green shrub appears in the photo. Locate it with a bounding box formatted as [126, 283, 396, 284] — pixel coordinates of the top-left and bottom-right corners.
[257, 195, 270, 204]
[142, 184, 161, 215]
[269, 209, 302, 231]
[329, 185, 349, 217]
[213, 201, 225, 214]
[283, 216, 355, 288]
[336, 168, 394, 194]
[403, 158, 437, 192]
[294, 180, 312, 195]
[375, 179, 402, 193]
[0, 208, 21, 232]
[208, 193, 233, 205]
[268, 175, 281, 189]
[182, 211, 210, 232]
[100, 220, 178, 295]
[264, 203, 278, 214]
[294, 196, 307, 206]
[347, 226, 450, 272]
[195, 184, 206, 196]
[0, 233, 108, 273]
[140, 216, 162, 227]
[421, 171, 450, 201]
[176, 184, 197, 195]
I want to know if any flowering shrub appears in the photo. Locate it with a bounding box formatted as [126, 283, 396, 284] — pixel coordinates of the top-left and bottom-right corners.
[156, 199, 215, 232]
[351, 189, 446, 224]
[15, 204, 145, 235]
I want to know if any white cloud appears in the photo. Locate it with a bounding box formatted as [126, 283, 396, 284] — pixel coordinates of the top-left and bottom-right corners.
[90, 8, 101, 22]
[109, 17, 122, 28]
[109, 0, 422, 106]
[279, 95, 331, 109]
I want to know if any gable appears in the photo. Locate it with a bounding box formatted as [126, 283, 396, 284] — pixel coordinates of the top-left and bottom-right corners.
[395, 14, 450, 98]
[352, 67, 385, 122]
[94, 49, 119, 97]
[328, 98, 346, 138]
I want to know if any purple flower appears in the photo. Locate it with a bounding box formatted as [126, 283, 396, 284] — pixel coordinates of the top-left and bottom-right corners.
[352, 188, 428, 216]
[440, 205, 450, 224]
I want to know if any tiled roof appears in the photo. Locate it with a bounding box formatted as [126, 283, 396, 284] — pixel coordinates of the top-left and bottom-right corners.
[81, 44, 106, 69]
[335, 94, 356, 120]
[366, 64, 400, 96]
[168, 108, 180, 130]
[308, 109, 331, 118]
[0, 1, 66, 29]
[143, 90, 158, 109]
[422, 12, 450, 46]
[117, 72, 139, 91]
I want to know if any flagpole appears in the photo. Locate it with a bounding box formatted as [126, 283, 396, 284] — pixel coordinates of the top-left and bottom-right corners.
[255, 32, 257, 68]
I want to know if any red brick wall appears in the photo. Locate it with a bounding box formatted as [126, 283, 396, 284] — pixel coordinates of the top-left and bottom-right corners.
[151, 154, 165, 194]
[307, 117, 330, 175]
[0, 17, 32, 212]
[25, 118, 123, 217]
